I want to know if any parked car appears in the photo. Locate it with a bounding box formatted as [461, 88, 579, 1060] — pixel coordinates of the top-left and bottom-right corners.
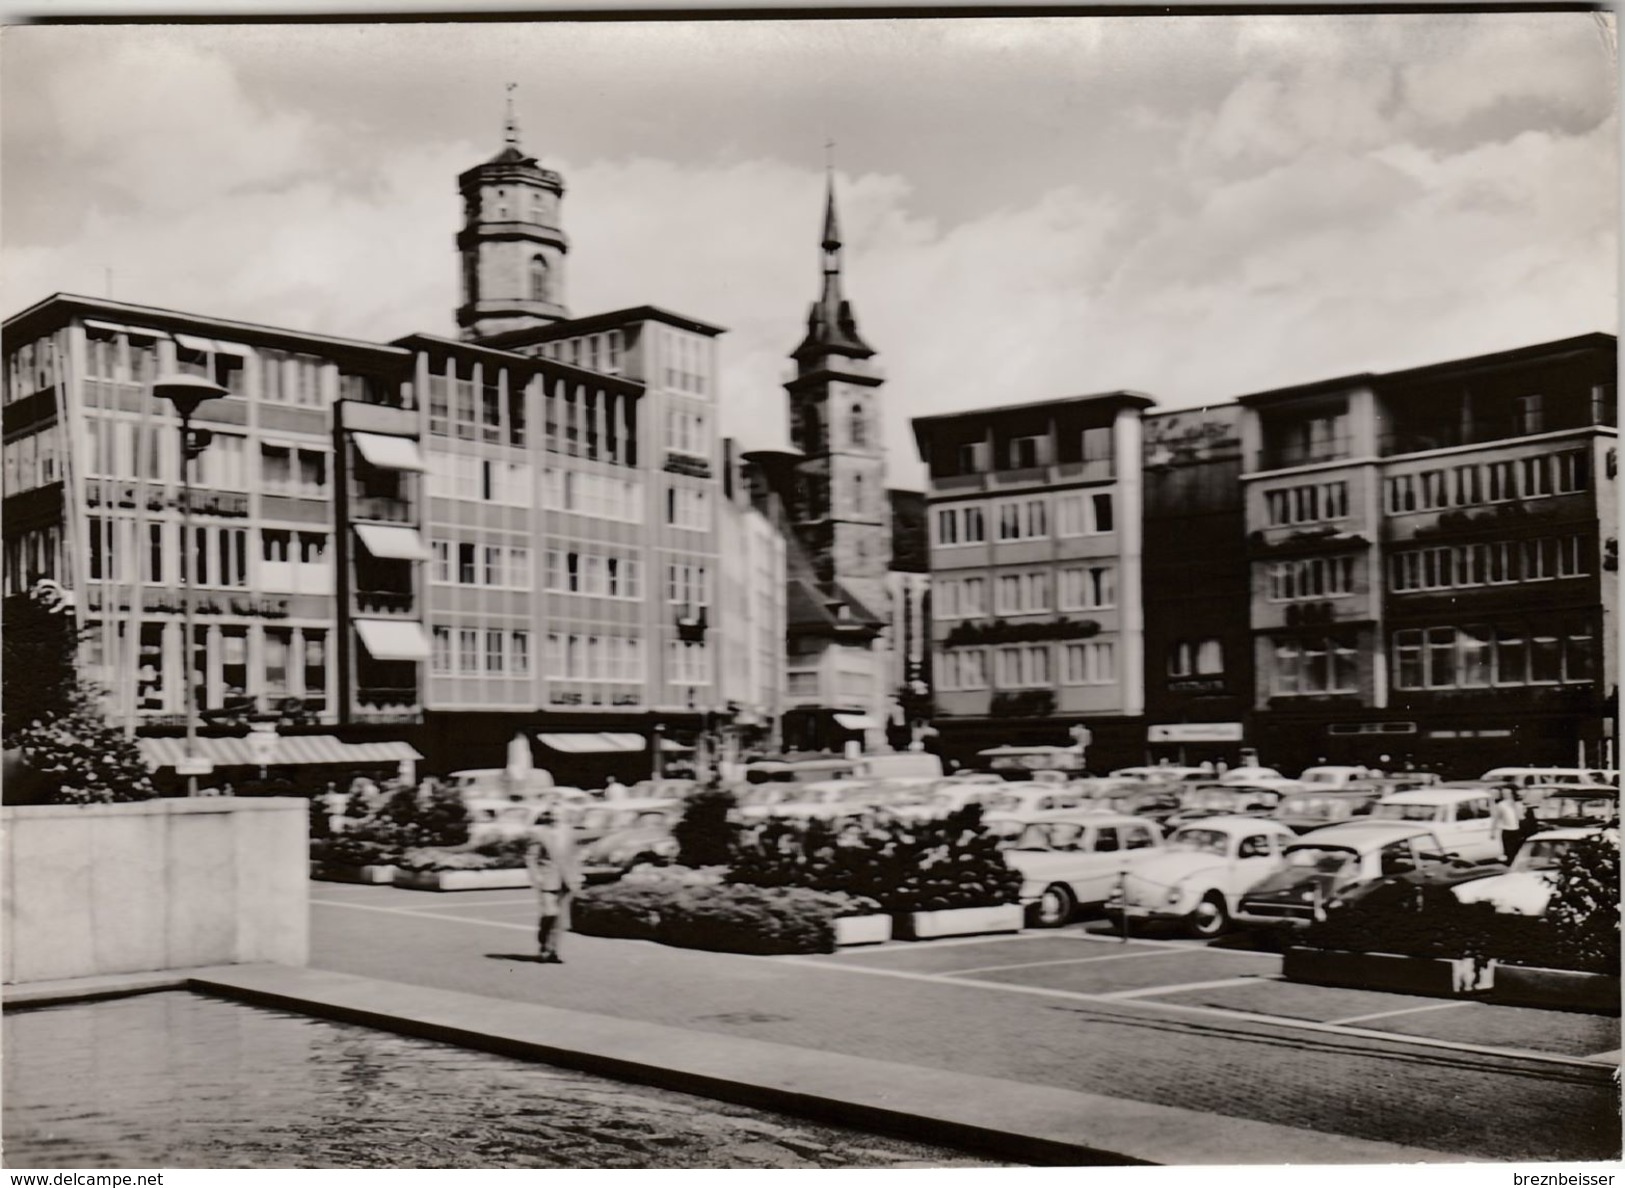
[1110, 766, 1209, 783]
[1480, 767, 1617, 791]
[1085, 786, 1186, 827]
[1219, 766, 1291, 786]
[1332, 787, 1504, 861]
[1270, 788, 1382, 834]
[1107, 817, 1297, 938]
[981, 785, 1091, 819]
[1451, 828, 1617, 916]
[895, 783, 1003, 821]
[1234, 822, 1454, 932]
[626, 778, 698, 801]
[1162, 784, 1284, 831]
[570, 798, 680, 845]
[1296, 766, 1376, 790]
[1531, 786, 1620, 829]
[578, 815, 682, 882]
[1005, 813, 1164, 927]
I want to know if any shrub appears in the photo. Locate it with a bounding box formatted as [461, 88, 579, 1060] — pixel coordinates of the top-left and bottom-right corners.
[573, 881, 879, 954]
[311, 834, 401, 869]
[672, 785, 738, 867]
[726, 804, 1022, 913]
[8, 691, 157, 805]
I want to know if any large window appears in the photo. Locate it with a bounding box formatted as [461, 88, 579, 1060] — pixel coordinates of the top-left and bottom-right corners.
[1058, 565, 1116, 611]
[995, 571, 1050, 614]
[934, 504, 987, 547]
[995, 644, 1052, 688]
[1062, 641, 1115, 685]
[1272, 635, 1359, 696]
[1392, 619, 1595, 690]
[1169, 639, 1224, 677]
[1265, 481, 1349, 527]
[937, 648, 987, 691]
[1390, 535, 1589, 592]
[996, 498, 1049, 541]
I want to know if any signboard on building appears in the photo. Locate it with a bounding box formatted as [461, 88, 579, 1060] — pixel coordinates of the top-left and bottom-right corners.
[1148, 723, 1245, 743]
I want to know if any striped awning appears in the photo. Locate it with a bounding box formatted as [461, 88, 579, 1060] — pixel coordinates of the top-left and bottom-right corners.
[138, 734, 421, 771]
[537, 732, 647, 754]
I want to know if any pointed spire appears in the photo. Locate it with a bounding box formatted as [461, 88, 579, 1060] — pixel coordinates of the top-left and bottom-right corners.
[504, 82, 520, 148]
[793, 165, 873, 364]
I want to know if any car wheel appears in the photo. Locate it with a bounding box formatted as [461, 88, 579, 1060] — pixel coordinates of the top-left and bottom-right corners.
[1032, 883, 1077, 928]
[1187, 892, 1230, 939]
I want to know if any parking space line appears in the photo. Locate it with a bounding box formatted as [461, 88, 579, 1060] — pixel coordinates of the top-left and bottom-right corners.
[1096, 976, 1266, 1000]
[770, 955, 1610, 1072]
[1070, 930, 1266, 954]
[1330, 1001, 1475, 1027]
[399, 898, 539, 912]
[942, 949, 1196, 977]
[312, 897, 534, 933]
[789, 932, 1053, 960]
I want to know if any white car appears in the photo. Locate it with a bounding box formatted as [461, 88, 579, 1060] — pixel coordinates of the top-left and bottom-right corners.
[1107, 817, 1297, 938]
[1297, 766, 1376, 790]
[1332, 788, 1503, 862]
[1219, 766, 1298, 789]
[1111, 766, 1209, 783]
[1005, 813, 1165, 926]
[1452, 828, 1616, 916]
[981, 785, 1091, 819]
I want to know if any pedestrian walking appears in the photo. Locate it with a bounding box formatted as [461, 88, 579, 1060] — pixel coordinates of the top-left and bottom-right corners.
[525, 808, 582, 964]
[1495, 793, 1521, 862]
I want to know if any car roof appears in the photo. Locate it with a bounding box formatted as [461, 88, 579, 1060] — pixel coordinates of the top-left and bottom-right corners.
[1168, 815, 1295, 836]
[1375, 788, 1493, 804]
[1295, 821, 1439, 847]
[1526, 827, 1613, 842]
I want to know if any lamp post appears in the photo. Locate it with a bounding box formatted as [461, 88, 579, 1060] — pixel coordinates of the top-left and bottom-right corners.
[151, 375, 228, 796]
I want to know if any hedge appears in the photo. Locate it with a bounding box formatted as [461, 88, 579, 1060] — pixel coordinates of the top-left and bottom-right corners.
[573, 881, 879, 955]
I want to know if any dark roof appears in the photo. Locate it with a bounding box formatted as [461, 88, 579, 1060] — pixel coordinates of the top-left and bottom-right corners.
[479, 305, 727, 350]
[792, 177, 874, 363]
[1235, 333, 1617, 408]
[911, 390, 1157, 453]
[888, 489, 929, 574]
[786, 577, 884, 636]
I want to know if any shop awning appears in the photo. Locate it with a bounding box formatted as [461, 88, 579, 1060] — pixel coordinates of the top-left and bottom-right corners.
[354, 618, 432, 661]
[354, 523, 432, 562]
[351, 431, 427, 473]
[538, 732, 647, 754]
[138, 734, 421, 771]
[833, 713, 878, 731]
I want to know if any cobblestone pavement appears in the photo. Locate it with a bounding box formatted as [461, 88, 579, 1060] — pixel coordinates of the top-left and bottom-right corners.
[4, 992, 1014, 1169]
[309, 882, 1622, 1163]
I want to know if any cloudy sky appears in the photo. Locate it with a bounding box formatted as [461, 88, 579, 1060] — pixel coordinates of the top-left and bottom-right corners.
[3, 14, 1616, 485]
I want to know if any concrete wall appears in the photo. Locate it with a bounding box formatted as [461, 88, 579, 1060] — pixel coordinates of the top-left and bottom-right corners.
[3, 797, 308, 985]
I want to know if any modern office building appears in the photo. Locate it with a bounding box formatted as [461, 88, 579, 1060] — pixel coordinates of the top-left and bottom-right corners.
[718, 439, 788, 752]
[2, 112, 737, 782]
[912, 391, 1154, 772]
[1238, 333, 1617, 774]
[1140, 404, 1254, 768]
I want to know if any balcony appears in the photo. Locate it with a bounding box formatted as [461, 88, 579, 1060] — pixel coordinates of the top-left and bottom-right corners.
[1255, 437, 1352, 472]
[350, 494, 413, 523]
[354, 686, 421, 724]
[1379, 418, 1585, 457]
[355, 589, 414, 615]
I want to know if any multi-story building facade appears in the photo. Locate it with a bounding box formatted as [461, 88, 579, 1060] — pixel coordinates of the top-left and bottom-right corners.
[1239, 334, 1617, 775]
[2, 113, 737, 782]
[1141, 405, 1253, 767]
[717, 439, 789, 752]
[912, 392, 1154, 772]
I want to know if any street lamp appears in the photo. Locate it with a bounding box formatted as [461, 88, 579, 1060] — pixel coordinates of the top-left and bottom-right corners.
[151, 374, 228, 796]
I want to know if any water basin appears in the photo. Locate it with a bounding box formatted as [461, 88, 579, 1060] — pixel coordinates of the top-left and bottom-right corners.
[4, 992, 1013, 1169]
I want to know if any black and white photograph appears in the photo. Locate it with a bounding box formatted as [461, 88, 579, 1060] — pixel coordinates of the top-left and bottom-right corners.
[0, 4, 1619, 1173]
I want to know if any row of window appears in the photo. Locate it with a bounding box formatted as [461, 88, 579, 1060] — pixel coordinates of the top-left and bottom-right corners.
[534, 331, 626, 377]
[88, 518, 329, 588]
[541, 383, 635, 465]
[1389, 536, 1589, 592]
[547, 633, 648, 683]
[542, 549, 644, 600]
[3, 426, 63, 494]
[935, 641, 1118, 690]
[932, 564, 1119, 619]
[935, 492, 1115, 547]
[426, 452, 532, 506]
[542, 468, 644, 523]
[660, 329, 710, 397]
[81, 422, 327, 498]
[1392, 622, 1594, 690]
[431, 627, 533, 676]
[1264, 481, 1350, 528]
[1266, 556, 1356, 602]
[82, 621, 330, 712]
[944, 427, 1114, 476]
[427, 369, 526, 447]
[1271, 636, 1360, 697]
[2, 525, 62, 595]
[1385, 450, 1589, 514]
[430, 540, 532, 590]
[666, 407, 709, 458]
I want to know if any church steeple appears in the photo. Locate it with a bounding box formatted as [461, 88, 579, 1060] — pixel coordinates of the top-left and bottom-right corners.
[456, 86, 570, 341]
[794, 172, 873, 364]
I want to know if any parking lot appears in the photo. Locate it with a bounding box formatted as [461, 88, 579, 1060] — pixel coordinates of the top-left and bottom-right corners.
[779, 924, 1622, 1064]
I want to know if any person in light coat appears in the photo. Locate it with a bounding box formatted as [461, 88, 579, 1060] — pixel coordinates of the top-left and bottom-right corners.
[525, 808, 583, 964]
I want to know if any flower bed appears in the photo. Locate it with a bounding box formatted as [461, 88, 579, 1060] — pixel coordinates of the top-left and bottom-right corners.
[310, 861, 398, 885]
[1283, 947, 1493, 996]
[573, 880, 879, 955]
[896, 903, 1025, 941]
[393, 868, 533, 892]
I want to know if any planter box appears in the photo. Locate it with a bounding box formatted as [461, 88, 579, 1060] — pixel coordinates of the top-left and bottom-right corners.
[1284, 947, 1492, 997]
[310, 862, 398, 885]
[1490, 965, 1621, 1015]
[833, 914, 894, 947]
[896, 903, 1025, 942]
[393, 868, 531, 892]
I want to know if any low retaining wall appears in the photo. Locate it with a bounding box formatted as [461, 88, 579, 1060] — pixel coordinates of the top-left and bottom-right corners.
[3, 798, 309, 984]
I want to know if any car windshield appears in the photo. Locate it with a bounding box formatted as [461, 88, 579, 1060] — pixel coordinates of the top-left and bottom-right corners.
[1513, 838, 1574, 872]
[1185, 790, 1240, 809]
[1370, 803, 1441, 822]
[1543, 797, 1616, 819]
[1283, 845, 1357, 873]
[1166, 828, 1229, 856]
[1299, 771, 1345, 786]
[984, 818, 1028, 843]
[1280, 795, 1335, 817]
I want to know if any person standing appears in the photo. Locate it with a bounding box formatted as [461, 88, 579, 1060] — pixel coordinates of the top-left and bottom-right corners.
[1495, 792, 1522, 862]
[525, 808, 582, 964]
